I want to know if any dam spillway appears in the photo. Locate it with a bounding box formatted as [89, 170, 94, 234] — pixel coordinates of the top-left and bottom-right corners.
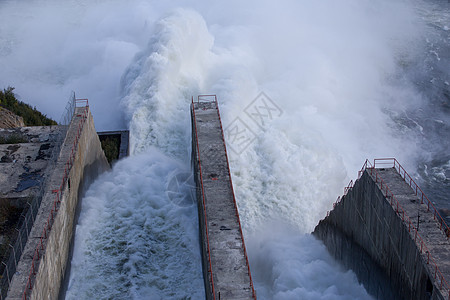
[191, 95, 256, 300]
[3, 95, 449, 299]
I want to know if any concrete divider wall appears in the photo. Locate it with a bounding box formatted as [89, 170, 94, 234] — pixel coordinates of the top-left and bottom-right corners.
[314, 170, 442, 300]
[191, 100, 255, 300]
[191, 106, 214, 299]
[6, 107, 109, 299]
[32, 108, 109, 299]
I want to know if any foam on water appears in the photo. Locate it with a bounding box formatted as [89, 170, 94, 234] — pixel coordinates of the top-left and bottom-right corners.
[248, 224, 372, 299]
[67, 9, 211, 299]
[65, 151, 204, 299]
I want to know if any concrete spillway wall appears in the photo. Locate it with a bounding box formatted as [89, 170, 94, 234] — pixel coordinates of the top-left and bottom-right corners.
[314, 166, 447, 300]
[191, 97, 255, 300]
[6, 105, 109, 299]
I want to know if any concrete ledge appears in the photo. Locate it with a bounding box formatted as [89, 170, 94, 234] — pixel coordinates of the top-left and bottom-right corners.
[314, 169, 447, 300]
[6, 107, 109, 299]
[191, 98, 255, 300]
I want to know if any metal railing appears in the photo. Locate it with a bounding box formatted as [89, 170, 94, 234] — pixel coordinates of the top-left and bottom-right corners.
[21, 100, 89, 300]
[197, 95, 217, 103]
[0, 195, 42, 300]
[373, 158, 449, 238]
[0, 94, 81, 300]
[355, 159, 449, 299]
[328, 180, 354, 217]
[59, 92, 76, 126]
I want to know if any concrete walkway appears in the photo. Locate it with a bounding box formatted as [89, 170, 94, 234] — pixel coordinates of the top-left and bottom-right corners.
[192, 100, 254, 300]
[372, 168, 450, 298]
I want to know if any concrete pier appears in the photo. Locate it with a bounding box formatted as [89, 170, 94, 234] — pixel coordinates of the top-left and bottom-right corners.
[191, 96, 255, 300]
[4, 103, 109, 299]
[314, 159, 450, 300]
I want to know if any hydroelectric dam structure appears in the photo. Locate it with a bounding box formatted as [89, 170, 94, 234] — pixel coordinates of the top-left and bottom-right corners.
[1, 94, 449, 300]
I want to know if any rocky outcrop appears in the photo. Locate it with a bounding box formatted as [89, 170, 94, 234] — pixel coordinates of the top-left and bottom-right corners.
[0, 108, 25, 128]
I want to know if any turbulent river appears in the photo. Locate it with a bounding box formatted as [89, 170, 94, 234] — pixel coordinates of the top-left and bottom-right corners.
[0, 0, 448, 299]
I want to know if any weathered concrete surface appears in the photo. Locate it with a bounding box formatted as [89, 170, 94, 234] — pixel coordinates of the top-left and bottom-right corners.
[314, 168, 449, 300]
[376, 168, 450, 298]
[191, 101, 254, 300]
[0, 126, 65, 199]
[6, 107, 109, 300]
[0, 126, 65, 266]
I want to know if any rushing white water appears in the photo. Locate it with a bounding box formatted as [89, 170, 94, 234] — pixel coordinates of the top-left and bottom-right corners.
[65, 152, 204, 299]
[0, 0, 443, 299]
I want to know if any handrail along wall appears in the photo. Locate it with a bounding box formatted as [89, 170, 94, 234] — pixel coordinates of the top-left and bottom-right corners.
[373, 158, 449, 237]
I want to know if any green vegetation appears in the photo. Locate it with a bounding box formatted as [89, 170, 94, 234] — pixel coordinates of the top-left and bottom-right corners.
[0, 87, 57, 126]
[0, 135, 28, 144]
[100, 135, 120, 164]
